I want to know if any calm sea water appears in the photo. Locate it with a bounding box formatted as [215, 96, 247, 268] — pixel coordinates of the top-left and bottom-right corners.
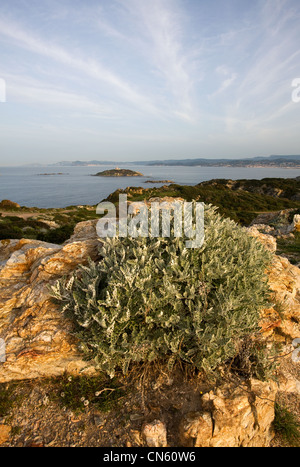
[0, 165, 299, 208]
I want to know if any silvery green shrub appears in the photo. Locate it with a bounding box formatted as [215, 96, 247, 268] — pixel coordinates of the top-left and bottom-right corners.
[51, 205, 273, 378]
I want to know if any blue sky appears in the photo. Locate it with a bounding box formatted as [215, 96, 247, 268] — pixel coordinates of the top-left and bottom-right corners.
[0, 0, 300, 165]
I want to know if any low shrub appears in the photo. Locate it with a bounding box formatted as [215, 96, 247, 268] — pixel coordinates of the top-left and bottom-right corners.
[52, 204, 274, 379]
[37, 224, 75, 244]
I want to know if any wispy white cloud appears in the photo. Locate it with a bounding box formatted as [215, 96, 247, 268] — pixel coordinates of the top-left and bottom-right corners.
[0, 16, 160, 117]
[118, 0, 197, 120]
[209, 0, 300, 132]
[209, 66, 238, 97]
[4, 73, 116, 118]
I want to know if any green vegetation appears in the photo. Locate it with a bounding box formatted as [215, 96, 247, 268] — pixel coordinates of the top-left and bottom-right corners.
[0, 206, 99, 244]
[52, 204, 274, 380]
[226, 177, 300, 200]
[0, 382, 23, 417]
[0, 385, 13, 417]
[107, 177, 300, 226]
[274, 403, 300, 446]
[0, 200, 21, 210]
[0, 374, 125, 419]
[37, 224, 75, 244]
[277, 232, 300, 264]
[49, 373, 126, 413]
[0, 216, 50, 240]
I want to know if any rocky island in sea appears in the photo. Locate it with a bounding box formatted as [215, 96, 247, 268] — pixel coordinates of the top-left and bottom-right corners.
[37, 172, 68, 176]
[93, 168, 143, 177]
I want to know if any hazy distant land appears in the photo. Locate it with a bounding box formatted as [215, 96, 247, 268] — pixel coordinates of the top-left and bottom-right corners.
[51, 154, 300, 168]
[37, 172, 68, 176]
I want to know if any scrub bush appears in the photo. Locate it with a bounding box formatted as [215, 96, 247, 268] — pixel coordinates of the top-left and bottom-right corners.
[51, 205, 273, 378]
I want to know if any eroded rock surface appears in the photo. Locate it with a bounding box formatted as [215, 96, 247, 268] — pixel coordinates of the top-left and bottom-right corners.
[179, 379, 277, 447]
[0, 221, 100, 383]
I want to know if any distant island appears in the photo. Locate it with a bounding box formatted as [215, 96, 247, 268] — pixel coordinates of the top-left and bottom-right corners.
[93, 168, 144, 177]
[37, 173, 68, 176]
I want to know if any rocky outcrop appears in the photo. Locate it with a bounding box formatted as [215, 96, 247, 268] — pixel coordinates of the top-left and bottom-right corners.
[0, 425, 11, 445]
[142, 420, 168, 447]
[246, 226, 300, 339]
[0, 200, 21, 210]
[179, 379, 277, 447]
[0, 220, 100, 383]
[247, 226, 277, 253]
[262, 255, 300, 339]
[293, 214, 300, 232]
[250, 211, 300, 237]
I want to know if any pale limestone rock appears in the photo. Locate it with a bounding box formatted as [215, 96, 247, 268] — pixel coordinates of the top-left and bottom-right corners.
[179, 379, 276, 447]
[0, 425, 11, 445]
[179, 411, 213, 447]
[247, 226, 277, 253]
[127, 197, 185, 216]
[147, 196, 185, 205]
[277, 371, 298, 394]
[65, 219, 100, 244]
[292, 214, 300, 232]
[142, 420, 167, 447]
[36, 219, 60, 229]
[264, 255, 300, 339]
[0, 221, 100, 383]
[247, 229, 300, 340]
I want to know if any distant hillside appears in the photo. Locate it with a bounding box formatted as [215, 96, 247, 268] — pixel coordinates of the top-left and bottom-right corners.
[142, 155, 300, 167]
[106, 177, 300, 226]
[53, 155, 300, 168]
[53, 160, 116, 166]
[201, 177, 300, 201]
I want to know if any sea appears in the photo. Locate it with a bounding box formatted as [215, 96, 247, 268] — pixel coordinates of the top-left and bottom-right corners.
[0, 165, 299, 209]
